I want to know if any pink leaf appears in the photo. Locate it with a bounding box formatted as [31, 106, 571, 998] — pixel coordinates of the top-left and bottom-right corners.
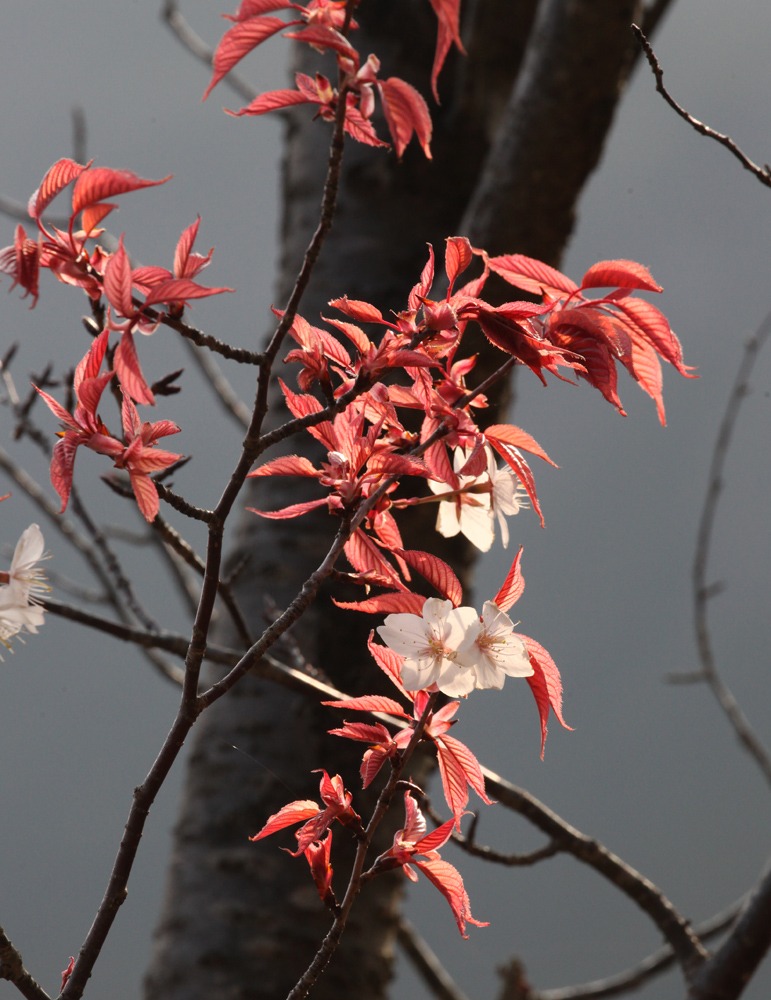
[228, 88, 315, 117]
[610, 297, 694, 377]
[493, 545, 525, 614]
[114, 331, 155, 405]
[204, 17, 289, 100]
[227, 0, 298, 20]
[517, 633, 571, 758]
[328, 296, 385, 324]
[425, 0, 464, 101]
[580, 259, 662, 293]
[81, 202, 117, 236]
[284, 24, 358, 61]
[345, 530, 404, 590]
[487, 254, 578, 298]
[143, 277, 234, 307]
[435, 740, 469, 824]
[247, 497, 328, 519]
[485, 424, 559, 469]
[129, 471, 160, 523]
[409, 245, 436, 311]
[328, 722, 394, 743]
[247, 454, 319, 478]
[487, 439, 545, 528]
[71, 168, 171, 217]
[333, 592, 427, 614]
[412, 857, 488, 937]
[322, 694, 409, 716]
[367, 633, 412, 698]
[249, 799, 321, 841]
[439, 734, 493, 805]
[444, 237, 472, 291]
[394, 548, 463, 607]
[361, 746, 392, 788]
[29, 158, 90, 219]
[377, 78, 432, 159]
[103, 237, 135, 318]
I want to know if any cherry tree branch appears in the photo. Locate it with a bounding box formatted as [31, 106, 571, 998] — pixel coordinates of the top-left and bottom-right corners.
[480, 767, 708, 981]
[161, 313, 264, 365]
[632, 26, 771, 190]
[667, 313, 771, 785]
[285, 693, 440, 1000]
[0, 926, 52, 1000]
[396, 918, 471, 1000]
[688, 860, 771, 1000]
[526, 892, 745, 1000]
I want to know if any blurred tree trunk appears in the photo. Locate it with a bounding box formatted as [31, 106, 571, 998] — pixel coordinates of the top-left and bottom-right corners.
[143, 1, 652, 998]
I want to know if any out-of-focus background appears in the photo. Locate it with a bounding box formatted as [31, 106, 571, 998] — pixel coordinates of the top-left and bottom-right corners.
[1, 3, 770, 999]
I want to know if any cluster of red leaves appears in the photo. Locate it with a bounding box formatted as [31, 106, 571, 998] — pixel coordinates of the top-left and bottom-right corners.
[203, 0, 462, 158]
[0, 159, 232, 404]
[0, 158, 238, 520]
[248, 237, 689, 617]
[35, 331, 182, 521]
[485, 254, 697, 425]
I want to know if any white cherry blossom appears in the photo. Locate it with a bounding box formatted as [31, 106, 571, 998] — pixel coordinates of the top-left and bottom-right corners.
[455, 601, 533, 689]
[0, 524, 48, 653]
[377, 597, 480, 696]
[429, 447, 526, 552]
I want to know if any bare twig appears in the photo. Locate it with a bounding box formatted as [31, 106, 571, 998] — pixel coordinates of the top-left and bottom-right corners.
[0, 925, 52, 1000]
[160, 0, 257, 103]
[530, 895, 746, 1000]
[632, 26, 771, 190]
[688, 313, 771, 786]
[155, 482, 215, 523]
[480, 767, 708, 981]
[162, 313, 263, 365]
[397, 918, 471, 1000]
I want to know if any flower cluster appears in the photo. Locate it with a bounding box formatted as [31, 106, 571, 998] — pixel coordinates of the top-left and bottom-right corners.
[0, 524, 48, 655]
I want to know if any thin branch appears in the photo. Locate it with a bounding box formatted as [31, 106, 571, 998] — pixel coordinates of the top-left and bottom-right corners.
[480, 767, 708, 981]
[632, 26, 771, 190]
[688, 861, 771, 1000]
[162, 313, 263, 365]
[0, 925, 52, 1000]
[160, 0, 257, 103]
[396, 918, 471, 1000]
[421, 797, 559, 867]
[531, 896, 746, 1000]
[690, 313, 771, 786]
[179, 338, 250, 429]
[155, 482, 215, 523]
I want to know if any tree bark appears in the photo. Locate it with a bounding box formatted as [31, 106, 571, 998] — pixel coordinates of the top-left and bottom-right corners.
[143, 2, 646, 998]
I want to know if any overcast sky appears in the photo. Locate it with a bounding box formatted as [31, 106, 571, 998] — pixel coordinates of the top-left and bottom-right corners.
[1, 3, 771, 1000]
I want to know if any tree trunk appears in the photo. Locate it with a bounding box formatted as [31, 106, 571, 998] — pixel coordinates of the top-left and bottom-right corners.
[143, 2, 645, 998]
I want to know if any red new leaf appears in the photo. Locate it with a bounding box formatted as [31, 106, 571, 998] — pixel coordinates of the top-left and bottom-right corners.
[204, 17, 289, 100]
[249, 799, 321, 840]
[377, 77, 432, 159]
[143, 277, 234, 307]
[322, 694, 409, 716]
[493, 545, 525, 613]
[440, 733, 493, 806]
[580, 259, 662, 293]
[445, 237, 472, 291]
[71, 167, 171, 217]
[29, 158, 90, 219]
[248, 497, 328, 519]
[484, 423, 557, 467]
[328, 296, 385, 324]
[394, 548, 463, 607]
[328, 722, 394, 743]
[229, 88, 315, 116]
[367, 632, 412, 697]
[413, 857, 488, 938]
[333, 591, 427, 614]
[248, 454, 318, 478]
[517, 633, 571, 758]
[114, 331, 155, 406]
[487, 438, 544, 528]
[487, 254, 578, 298]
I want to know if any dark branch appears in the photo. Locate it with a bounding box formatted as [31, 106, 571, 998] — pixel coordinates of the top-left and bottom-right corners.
[0, 926, 52, 1000]
[691, 313, 771, 785]
[633, 26, 771, 190]
[397, 918, 471, 1000]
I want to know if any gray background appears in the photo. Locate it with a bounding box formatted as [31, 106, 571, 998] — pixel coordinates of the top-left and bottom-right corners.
[1, 2, 770, 999]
